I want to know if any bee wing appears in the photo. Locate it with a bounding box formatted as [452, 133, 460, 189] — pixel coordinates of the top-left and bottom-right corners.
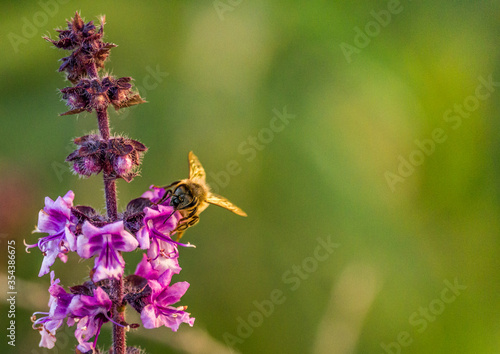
[188, 151, 206, 183]
[206, 193, 247, 217]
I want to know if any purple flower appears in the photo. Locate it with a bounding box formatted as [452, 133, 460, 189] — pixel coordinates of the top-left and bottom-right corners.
[134, 253, 161, 281]
[77, 221, 138, 282]
[136, 204, 179, 249]
[69, 287, 113, 318]
[125, 255, 194, 331]
[32, 272, 74, 349]
[147, 239, 182, 275]
[70, 286, 112, 318]
[139, 269, 194, 331]
[137, 204, 186, 274]
[27, 191, 76, 277]
[69, 287, 113, 351]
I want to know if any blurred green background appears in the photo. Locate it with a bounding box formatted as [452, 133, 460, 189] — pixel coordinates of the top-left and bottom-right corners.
[1, 1, 500, 353]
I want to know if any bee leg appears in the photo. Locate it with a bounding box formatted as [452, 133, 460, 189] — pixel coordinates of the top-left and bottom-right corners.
[172, 222, 189, 240]
[174, 216, 199, 241]
[173, 213, 199, 241]
[157, 189, 172, 205]
[176, 222, 190, 231]
[176, 230, 185, 241]
[187, 216, 199, 227]
[176, 207, 197, 225]
[155, 181, 180, 205]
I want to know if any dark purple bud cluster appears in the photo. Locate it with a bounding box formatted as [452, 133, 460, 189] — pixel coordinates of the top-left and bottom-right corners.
[60, 76, 144, 116]
[44, 11, 147, 184]
[123, 197, 153, 234]
[66, 135, 147, 181]
[44, 12, 115, 83]
[48, 13, 144, 115]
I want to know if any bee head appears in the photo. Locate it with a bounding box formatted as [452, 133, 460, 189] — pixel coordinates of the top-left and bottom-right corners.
[171, 184, 195, 210]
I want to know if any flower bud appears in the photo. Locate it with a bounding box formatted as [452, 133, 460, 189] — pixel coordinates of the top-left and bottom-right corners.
[113, 155, 133, 176]
[107, 137, 148, 182]
[72, 156, 102, 177]
[67, 135, 104, 177]
[102, 76, 145, 110]
[61, 83, 90, 113]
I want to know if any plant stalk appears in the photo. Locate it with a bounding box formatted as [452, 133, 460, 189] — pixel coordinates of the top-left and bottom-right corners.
[89, 62, 126, 354]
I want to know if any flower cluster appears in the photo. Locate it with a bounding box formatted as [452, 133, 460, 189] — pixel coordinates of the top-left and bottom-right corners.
[32, 272, 113, 352]
[128, 254, 194, 331]
[30, 12, 198, 353]
[29, 187, 195, 352]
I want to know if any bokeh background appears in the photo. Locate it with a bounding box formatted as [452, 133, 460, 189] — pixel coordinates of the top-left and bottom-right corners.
[1, 1, 500, 353]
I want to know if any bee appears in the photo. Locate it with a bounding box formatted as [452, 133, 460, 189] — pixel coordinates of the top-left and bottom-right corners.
[157, 151, 247, 240]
